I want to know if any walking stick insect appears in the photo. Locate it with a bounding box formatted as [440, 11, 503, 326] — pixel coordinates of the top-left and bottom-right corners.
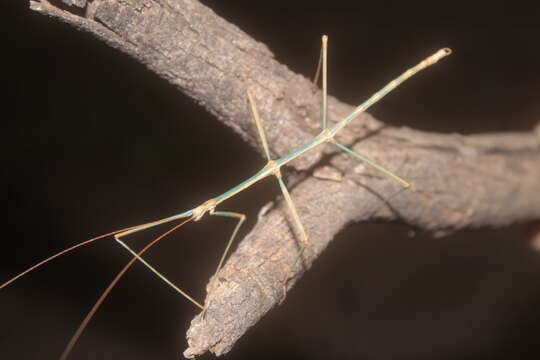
[1, 36, 451, 359]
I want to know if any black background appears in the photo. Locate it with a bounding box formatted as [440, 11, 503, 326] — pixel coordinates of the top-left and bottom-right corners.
[2, 1, 540, 359]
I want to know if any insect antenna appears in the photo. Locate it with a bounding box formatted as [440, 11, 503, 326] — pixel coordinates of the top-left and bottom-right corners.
[59, 216, 195, 360]
[0, 224, 146, 290]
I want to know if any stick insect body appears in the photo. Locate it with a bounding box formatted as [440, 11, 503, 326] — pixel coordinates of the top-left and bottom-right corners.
[1, 36, 451, 359]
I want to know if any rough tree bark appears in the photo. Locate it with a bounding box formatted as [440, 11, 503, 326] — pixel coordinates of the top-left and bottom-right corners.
[30, 0, 540, 357]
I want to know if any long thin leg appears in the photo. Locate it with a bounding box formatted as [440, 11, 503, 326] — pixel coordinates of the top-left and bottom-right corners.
[276, 177, 310, 301]
[246, 90, 272, 161]
[321, 35, 328, 129]
[334, 141, 410, 188]
[313, 35, 329, 129]
[276, 177, 309, 244]
[313, 38, 323, 85]
[60, 217, 193, 360]
[211, 211, 246, 274]
[111, 212, 204, 309]
[247, 82, 309, 245]
[114, 234, 203, 309]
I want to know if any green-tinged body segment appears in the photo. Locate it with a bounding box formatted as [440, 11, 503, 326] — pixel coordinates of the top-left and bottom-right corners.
[213, 165, 275, 204]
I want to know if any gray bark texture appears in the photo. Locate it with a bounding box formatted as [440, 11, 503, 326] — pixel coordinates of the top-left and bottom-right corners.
[30, 0, 540, 357]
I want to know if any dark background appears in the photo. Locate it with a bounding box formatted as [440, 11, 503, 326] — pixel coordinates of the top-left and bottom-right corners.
[2, 1, 540, 359]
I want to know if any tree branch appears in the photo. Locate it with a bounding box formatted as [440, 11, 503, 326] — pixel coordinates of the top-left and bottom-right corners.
[30, 0, 540, 357]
